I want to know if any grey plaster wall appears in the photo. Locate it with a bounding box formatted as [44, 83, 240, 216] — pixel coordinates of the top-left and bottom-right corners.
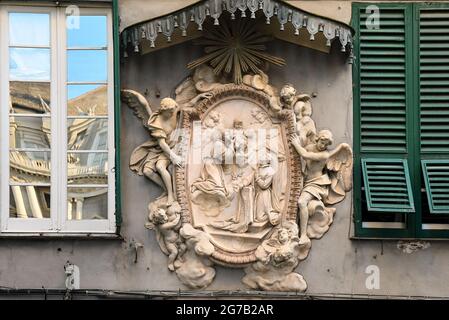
[0, 39, 448, 298]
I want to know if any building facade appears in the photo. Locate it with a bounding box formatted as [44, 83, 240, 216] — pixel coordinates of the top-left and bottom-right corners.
[0, 0, 448, 299]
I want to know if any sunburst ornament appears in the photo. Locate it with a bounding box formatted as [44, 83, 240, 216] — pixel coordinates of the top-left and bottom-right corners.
[187, 17, 286, 84]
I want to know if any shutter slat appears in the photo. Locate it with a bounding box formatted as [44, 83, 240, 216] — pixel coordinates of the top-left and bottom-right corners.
[358, 8, 407, 153]
[362, 159, 415, 212]
[422, 160, 449, 214]
[419, 8, 449, 153]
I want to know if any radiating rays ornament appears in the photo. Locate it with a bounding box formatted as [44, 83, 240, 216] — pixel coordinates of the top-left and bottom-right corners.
[187, 17, 285, 84]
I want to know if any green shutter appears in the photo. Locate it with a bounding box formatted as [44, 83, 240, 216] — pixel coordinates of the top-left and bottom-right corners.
[419, 7, 449, 153]
[362, 158, 415, 212]
[422, 160, 449, 214]
[358, 8, 407, 153]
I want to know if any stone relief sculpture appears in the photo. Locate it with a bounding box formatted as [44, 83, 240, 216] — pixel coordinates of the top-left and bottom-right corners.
[242, 221, 307, 292]
[291, 130, 353, 244]
[123, 66, 353, 291]
[124, 92, 183, 206]
[146, 198, 184, 271]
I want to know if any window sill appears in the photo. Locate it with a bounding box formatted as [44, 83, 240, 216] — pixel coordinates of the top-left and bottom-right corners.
[350, 236, 449, 241]
[0, 232, 123, 240]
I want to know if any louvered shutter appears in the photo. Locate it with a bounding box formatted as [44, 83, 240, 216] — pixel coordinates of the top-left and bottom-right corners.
[356, 6, 415, 214]
[419, 7, 449, 153]
[362, 159, 415, 212]
[422, 160, 449, 214]
[359, 8, 407, 152]
[418, 6, 449, 218]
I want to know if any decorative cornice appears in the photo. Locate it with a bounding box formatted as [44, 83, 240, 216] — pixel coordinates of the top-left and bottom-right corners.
[121, 0, 354, 63]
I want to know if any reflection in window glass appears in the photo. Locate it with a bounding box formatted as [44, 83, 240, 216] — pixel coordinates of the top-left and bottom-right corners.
[68, 84, 107, 116]
[10, 151, 51, 184]
[9, 81, 51, 114]
[67, 118, 107, 150]
[10, 116, 51, 149]
[67, 16, 107, 48]
[10, 48, 50, 81]
[67, 187, 107, 220]
[10, 185, 50, 219]
[67, 50, 107, 83]
[9, 13, 50, 47]
[67, 152, 108, 185]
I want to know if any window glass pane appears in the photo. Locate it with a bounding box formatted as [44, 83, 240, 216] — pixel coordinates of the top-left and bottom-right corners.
[68, 84, 107, 116]
[68, 118, 107, 150]
[67, 16, 107, 48]
[10, 185, 50, 218]
[9, 13, 50, 47]
[10, 81, 50, 114]
[67, 50, 107, 83]
[67, 152, 108, 185]
[67, 187, 107, 220]
[10, 116, 51, 149]
[10, 48, 50, 81]
[10, 151, 51, 184]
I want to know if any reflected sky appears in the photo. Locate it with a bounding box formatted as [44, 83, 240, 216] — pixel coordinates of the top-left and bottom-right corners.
[9, 13, 107, 84]
[68, 50, 107, 83]
[10, 48, 50, 81]
[9, 13, 50, 47]
[67, 16, 107, 48]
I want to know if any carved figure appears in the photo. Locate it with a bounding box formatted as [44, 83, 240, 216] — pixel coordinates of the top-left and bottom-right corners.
[125, 68, 353, 291]
[123, 91, 183, 206]
[291, 130, 353, 244]
[146, 199, 185, 271]
[294, 96, 316, 147]
[191, 126, 234, 217]
[242, 222, 307, 292]
[254, 157, 281, 226]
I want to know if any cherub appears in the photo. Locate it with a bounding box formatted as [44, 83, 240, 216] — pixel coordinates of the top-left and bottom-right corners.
[270, 84, 311, 116]
[122, 91, 184, 206]
[242, 222, 308, 292]
[291, 130, 353, 244]
[147, 205, 185, 271]
[293, 96, 316, 147]
[270, 228, 296, 266]
[278, 84, 297, 109]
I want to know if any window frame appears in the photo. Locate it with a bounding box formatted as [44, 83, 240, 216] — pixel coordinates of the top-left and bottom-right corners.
[0, 4, 118, 234]
[352, 2, 449, 239]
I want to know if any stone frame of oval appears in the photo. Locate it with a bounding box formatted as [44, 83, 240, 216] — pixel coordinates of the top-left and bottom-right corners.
[174, 84, 303, 267]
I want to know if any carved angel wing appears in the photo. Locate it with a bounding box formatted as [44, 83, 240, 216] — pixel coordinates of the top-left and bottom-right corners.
[326, 143, 353, 192]
[121, 89, 152, 128]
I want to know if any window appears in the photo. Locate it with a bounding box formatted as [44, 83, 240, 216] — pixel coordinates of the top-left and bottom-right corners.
[353, 2, 449, 238]
[0, 5, 117, 233]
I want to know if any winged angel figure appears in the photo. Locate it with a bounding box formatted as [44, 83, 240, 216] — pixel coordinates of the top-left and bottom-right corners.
[122, 65, 226, 208]
[291, 130, 353, 245]
[122, 90, 185, 206]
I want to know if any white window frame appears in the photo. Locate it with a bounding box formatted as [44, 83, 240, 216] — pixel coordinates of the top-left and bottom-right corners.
[0, 5, 116, 234]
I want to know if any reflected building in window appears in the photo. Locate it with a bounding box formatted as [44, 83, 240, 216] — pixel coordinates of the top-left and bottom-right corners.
[9, 82, 108, 220]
